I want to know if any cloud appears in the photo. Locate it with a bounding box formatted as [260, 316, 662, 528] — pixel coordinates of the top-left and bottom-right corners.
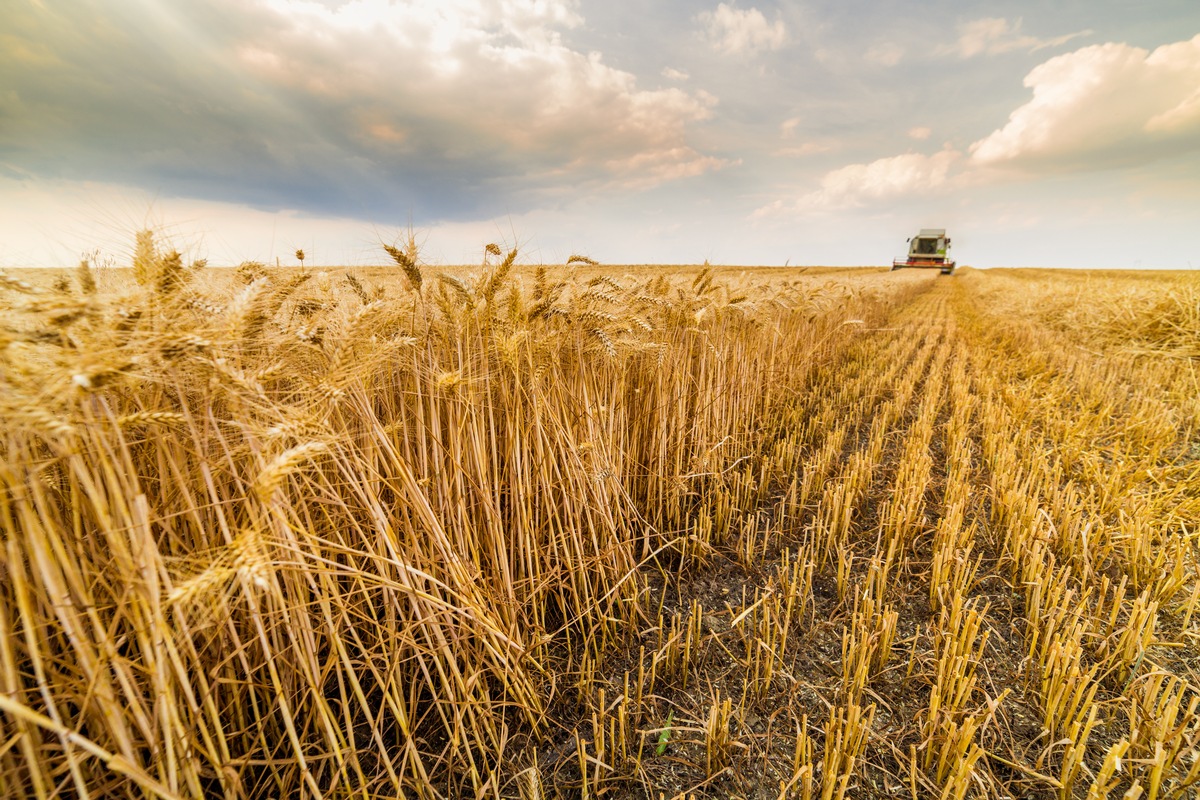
[948, 17, 1092, 58]
[0, 0, 725, 223]
[1146, 85, 1200, 133]
[804, 150, 961, 208]
[773, 142, 835, 158]
[970, 34, 1200, 169]
[605, 148, 735, 190]
[864, 43, 905, 67]
[775, 118, 836, 156]
[755, 149, 962, 215]
[757, 33, 1200, 224]
[662, 67, 690, 81]
[699, 4, 786, 56]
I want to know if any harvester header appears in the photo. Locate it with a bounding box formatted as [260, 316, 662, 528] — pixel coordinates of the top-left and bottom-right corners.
[893, 228, 955, 274]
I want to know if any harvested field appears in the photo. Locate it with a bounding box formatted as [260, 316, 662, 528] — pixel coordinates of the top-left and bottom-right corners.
[1, 245, 1198, 799]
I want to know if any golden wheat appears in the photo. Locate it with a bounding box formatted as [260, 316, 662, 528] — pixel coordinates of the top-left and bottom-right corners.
[0, 240, 1197, 798]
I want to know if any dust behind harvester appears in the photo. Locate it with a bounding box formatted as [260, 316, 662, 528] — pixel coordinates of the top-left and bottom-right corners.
[893, 228, 955, 274]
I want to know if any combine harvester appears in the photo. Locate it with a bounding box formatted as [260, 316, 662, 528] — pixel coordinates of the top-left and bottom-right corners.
[893, 228, 956, 275]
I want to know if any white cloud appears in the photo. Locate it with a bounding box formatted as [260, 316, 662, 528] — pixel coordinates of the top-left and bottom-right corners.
[807, 150, 961, 208]
[776, 118, 836, 156]
[261, 0, 584, 50]
[604, 148, 735, 190]
[755, 149, 962, 215]
[864, 43, 904, 67]
[1, 0, 728, 224]
[662, 67, 690, 81]
[1146, 85, 1200, 133]
[773, 142, 835, 158]
[758, 33, 1200, 223]
[233, 0, 726, 192]
[970, 34, 1200, 168]
[948, 17, 1091, 58]
[699, 3, 786, 56]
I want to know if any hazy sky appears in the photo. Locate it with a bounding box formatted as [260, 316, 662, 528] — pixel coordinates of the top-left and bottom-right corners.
[3, 0, 1199, 268]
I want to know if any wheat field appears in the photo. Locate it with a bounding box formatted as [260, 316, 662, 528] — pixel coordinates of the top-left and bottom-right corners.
[1, 236, 1197, 799]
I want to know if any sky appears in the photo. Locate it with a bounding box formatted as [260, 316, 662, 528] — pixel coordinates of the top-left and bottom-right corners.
[2, 0, 1199, 269]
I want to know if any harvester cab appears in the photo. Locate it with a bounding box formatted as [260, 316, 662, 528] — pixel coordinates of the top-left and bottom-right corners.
[893, 229, 955, 275]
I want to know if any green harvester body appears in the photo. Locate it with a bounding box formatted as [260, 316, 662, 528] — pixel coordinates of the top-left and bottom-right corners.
[893, 229, 955, 274]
